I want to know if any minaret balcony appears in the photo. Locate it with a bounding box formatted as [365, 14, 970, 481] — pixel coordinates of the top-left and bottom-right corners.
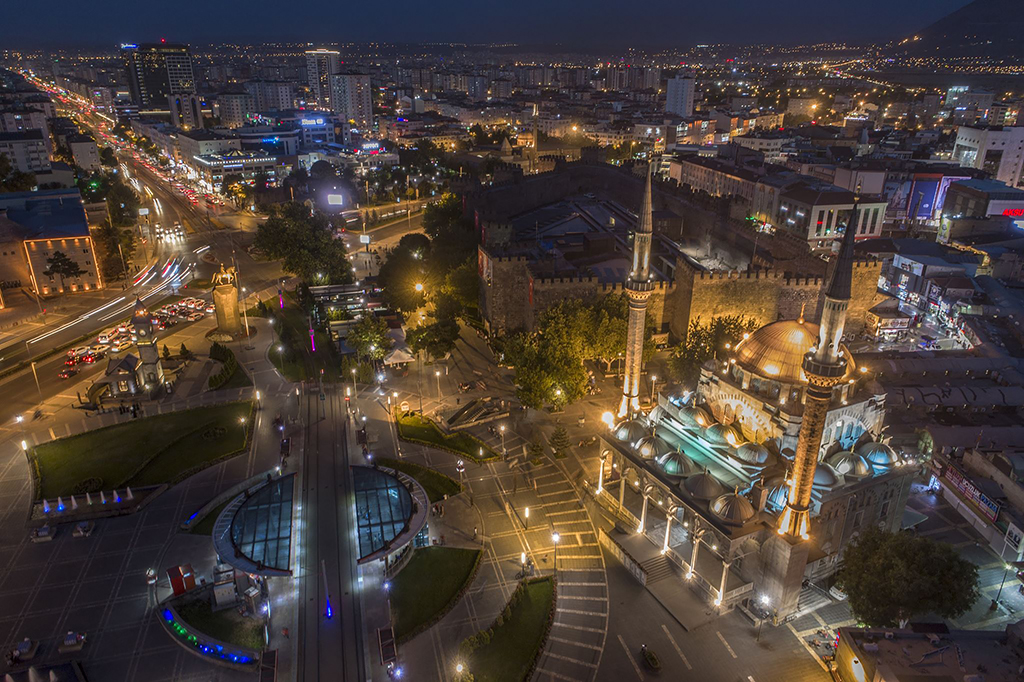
[626, 279, 657, 292]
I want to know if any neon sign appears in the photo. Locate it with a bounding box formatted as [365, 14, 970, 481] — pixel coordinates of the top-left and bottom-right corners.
[1003, 208, 1024, 218]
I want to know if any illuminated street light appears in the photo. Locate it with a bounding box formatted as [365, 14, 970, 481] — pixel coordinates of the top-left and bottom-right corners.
[414, 282, 424, 292]
[552, 531, 560, 577]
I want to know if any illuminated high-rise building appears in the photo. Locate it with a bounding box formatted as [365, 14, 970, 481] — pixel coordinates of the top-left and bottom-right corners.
[305, 49, 340, 110]
[122, 42, 195, 109]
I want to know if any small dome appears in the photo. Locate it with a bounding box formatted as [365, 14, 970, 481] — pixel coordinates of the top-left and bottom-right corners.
[734, 442, 771, 465]
[828, 451, 873, 477]
[711, 492, 756, 526]
[704, 423, 743, 447]
[857, 442, 899, 468]
[683, 472, 727, 500]
[657, 451, 698, 478]
[766, 481, 789, 510]
[613, 420, 648, 446]
[648, 405, 667, 424]
[636, 435, 673, 460]
[676, 405, 711, 428]
[812, 464, 840, 489]
[780, 447, 796, 461]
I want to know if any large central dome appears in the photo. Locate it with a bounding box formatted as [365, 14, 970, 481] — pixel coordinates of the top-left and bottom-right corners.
[734, 320, 855, 384]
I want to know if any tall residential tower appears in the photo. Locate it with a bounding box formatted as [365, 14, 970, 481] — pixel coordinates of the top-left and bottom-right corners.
[618, 163, 656, 417]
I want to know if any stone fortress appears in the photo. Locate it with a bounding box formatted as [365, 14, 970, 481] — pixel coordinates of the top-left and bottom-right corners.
[466, 160, 886, 339]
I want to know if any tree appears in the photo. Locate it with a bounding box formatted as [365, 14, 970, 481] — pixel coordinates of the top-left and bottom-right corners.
[668, 315, 759, 385]
[376, 233, 431, 312]
[99, 147, 118, 167]
[309, 160, 337, 180]
[179, 343, 193, 361]
[253, 202, 353, 284]
[548, 425, 570, 459]
[93, 221, 135, 281]
[43, 251, 85, 291]
[106, 181, 140, 228]
[421, 192, 464, 239]
[837, 527, 979, 628]
[162, 344, 171, 360]
[347, 314, 392, 361]
[527, 440, 545, 463]
[0, 152, 35, 192]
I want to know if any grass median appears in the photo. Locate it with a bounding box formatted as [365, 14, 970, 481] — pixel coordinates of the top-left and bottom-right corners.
[461, 577, 556, 682]
[175, 597, 265, 650]
[377, 457, 461, 503]
[396, 412, 500, 463]
[390, 547, 482, 642]
[31, 400, 254, 499]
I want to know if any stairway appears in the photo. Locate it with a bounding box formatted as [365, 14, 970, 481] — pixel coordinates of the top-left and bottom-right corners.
[640, 554, 675, 585]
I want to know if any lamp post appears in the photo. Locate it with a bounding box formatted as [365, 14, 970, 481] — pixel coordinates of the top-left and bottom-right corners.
[524, 507, 530, 530]
[350, 368, 357, 398]
[650, 375, 658, 403]
[435, 370, 442, 401]
[499, 424, 506, 455]
[757, 594, 770, 641]
[551, 531, 560, 578]
[520, 552, 527, 579]
[993, 563, 1014, 608]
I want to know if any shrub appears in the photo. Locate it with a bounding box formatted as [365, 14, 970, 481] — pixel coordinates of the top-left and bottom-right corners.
[72, 477, 104, 494]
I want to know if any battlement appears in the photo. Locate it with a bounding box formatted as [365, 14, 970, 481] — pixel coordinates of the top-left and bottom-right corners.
[598, 280, 672, 293]
[533, 275, 600, 286]
[852, 258, 881, 269]
[696, 269, 788, 282]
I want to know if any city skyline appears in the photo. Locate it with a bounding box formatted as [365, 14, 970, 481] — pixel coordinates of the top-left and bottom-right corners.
[2, 0, 971, 50]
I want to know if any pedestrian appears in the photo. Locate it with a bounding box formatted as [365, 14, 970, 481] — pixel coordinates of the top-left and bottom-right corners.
[473, 526, 478, 540]
[281, 627, 289, 639]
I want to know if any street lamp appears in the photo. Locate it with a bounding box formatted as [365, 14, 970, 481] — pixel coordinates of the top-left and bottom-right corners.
[435, 370, 442, 400]
[650, 375, 658, 402]
[520, 552, 527, 578]
[524, 506, 530, 530]
[757, 594, 770, 641]
[993, 562, 1014, 608]
[499, 424, 506, 454]
[552, 531, 560, 578]
[414, 282, 424, 292]
[350, 368, 357, 397]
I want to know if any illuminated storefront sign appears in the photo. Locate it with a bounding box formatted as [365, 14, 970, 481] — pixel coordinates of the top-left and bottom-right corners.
[1003, 208, 1024, 218]
[944, 464, 1000, 522]
[301, 118, 325, 126]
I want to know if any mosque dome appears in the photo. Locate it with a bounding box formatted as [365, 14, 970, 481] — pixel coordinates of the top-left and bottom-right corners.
[648, 405, 667, 424]
[827, 451, 873, 477]
[812, 464, 841, 489]
[613, 420, 648, 446]
[703, 423, 743, 447]
[657, 451, 698, 478]
[711, 492, 756, 526]
[636, 435, 673, 460]
[734, 442, 771, 466]
[683, 471, 727, 500]
[676, 405, 712, 429]
[734, 320, 856, 384]
[857, 442, 900, 468]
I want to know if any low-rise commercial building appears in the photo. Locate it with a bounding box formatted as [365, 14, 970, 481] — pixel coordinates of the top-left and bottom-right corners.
[192, 150, 278, 193]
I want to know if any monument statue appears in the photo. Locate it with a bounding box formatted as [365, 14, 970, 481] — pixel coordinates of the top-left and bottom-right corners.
[212, 263, 241, 336]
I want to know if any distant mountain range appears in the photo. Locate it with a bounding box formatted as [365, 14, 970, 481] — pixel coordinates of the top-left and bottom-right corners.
[896, 0, 1024, 58]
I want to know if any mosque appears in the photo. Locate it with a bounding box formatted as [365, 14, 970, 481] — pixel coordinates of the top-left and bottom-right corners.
[597, 166, 916, 618]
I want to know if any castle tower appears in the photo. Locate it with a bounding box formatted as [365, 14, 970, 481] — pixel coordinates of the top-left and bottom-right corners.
[778, 204, 859, 539]
[618, 163, 656, 418]
[132, 297, 164, 393]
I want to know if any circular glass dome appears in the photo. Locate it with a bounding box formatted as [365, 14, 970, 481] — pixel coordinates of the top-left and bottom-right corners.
[734, 442, 771, 465]
[613, 420, 648, 446]
[704, 423, 742, 447]
[711, 492, 756, 526]
[857, 442, 899, 468]
[827, 451, 873, 477]
[657, 451, 698, 478]
[683, 472, 727, 500]
[676, 405, 712, 428]
[636, 435, 673, 460]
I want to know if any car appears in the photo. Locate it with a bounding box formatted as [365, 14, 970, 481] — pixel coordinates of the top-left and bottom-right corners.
[205, 305, 215, 314]
[186, 312, 203, 322]
[112, 339, 132, 352]
[58, 368, 78, 380]
[89, 344, 108, 354]
[69, 346, 90, 358]
[64, 356, 79, 366]
[97, 329, 117, 344]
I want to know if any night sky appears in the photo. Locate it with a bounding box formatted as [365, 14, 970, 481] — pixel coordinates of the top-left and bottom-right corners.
[3, 0, 972, 50]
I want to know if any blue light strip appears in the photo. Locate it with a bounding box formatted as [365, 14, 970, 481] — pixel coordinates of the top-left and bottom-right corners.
[162, 608, 256, 665]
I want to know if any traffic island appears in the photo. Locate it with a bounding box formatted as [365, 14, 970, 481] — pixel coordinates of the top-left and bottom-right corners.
[29, 400, 255, 501]
[395, 412, 501, 463]
[390, 546, 482, 643]
[457, 576, 557, 682]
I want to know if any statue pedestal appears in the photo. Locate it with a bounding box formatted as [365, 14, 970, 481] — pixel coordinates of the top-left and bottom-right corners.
[213, 283, 241, 336]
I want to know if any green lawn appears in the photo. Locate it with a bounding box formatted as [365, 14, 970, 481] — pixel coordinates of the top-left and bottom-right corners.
[391, 547, 481, 641]
[175, 597, 265, 650]
[465, 577, 555, 682]
[187, 498, 232, 535]
[396, 412, 500, 463]
[211, 364, 252, 391]
[378, 458, 461, 503]
[32, 401, 253, 498]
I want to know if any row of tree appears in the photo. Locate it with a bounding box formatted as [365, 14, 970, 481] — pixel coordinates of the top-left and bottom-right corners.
[253, 202, 354, 284]
[499, 295, 655, 410]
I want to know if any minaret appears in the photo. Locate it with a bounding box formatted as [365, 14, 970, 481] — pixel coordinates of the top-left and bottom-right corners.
[618, 162, 656, 418]
[778, 203, 858, 539]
